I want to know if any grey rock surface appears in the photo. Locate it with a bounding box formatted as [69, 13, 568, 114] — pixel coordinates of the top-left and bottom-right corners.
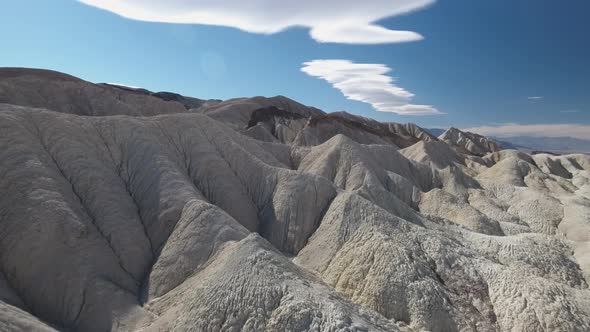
[440, 127, 501, 156]
[0, 68, 188, 116]
[292, 112, 434, 149]
[1, 69, 590, 332]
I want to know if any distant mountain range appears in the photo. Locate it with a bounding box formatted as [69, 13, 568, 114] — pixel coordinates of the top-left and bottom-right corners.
[428, 129, 590, 154]
[493, 136, 590, 154]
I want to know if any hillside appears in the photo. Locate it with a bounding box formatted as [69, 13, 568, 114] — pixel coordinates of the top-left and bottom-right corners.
[1, 68, 590, 332]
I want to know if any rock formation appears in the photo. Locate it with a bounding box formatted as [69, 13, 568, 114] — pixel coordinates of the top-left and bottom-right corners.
[440, 127, 501, 156]
[1, 68, 589, 332]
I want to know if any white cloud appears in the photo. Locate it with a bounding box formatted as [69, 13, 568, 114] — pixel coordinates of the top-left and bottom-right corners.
[77, 0, 434, 44]
[301, 59, 441, 116]
[463, 123, 590, 140]
[527, 96, 543, 100]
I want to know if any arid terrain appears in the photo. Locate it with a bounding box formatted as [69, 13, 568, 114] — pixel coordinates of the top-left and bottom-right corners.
[1, 68, 589, 332]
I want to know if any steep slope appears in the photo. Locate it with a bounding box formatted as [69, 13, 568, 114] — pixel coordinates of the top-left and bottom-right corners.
[293, 112, 434, 148]
[203, 103, 437, 149]
[293, 135, 438, 222]
[0, 104, 343, 331]
[317, 112, 438, 143]
[201, 95, 320, 125]
[0, 69, 437, 150]
[0, 68, 192, 116]
[400, 140, 466, 169]
[440, 127, 501, 156]
[195, 95, 322, 144]
[1, 69, 590, 332]
[385, 122, 439, 142]
[99, 83, 221, 110]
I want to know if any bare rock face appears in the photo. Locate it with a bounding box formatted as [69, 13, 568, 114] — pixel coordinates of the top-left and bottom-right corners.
[200, 95, 323, 135]
[99, 83, 221, 110]
[0, 68, 191, 116]
[203, 103, 437, 150]
[324, 112, 439, 144]
[1, 69, 590, 332]
[401, 140, 466, 169]
[440, 127, 501, 156]
[293, 112, 433, 149]
[387, 122, 439, 142]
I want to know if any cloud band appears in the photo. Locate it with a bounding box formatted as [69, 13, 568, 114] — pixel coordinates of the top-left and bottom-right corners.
[301, 59, 441, 116]
[463, 123, 590, 140]
[77, 0, 434, 44]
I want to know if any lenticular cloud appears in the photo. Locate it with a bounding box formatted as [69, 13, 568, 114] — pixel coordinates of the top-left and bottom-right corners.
[77, 0, 434, 44]
[302, 60, 441, 116]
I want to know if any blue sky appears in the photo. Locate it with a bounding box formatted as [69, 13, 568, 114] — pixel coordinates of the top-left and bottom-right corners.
[1, 0, 589, 136]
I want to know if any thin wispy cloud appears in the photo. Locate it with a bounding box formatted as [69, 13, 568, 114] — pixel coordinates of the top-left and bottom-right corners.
[463, 123, 590, 140]
[77, 0, 435, 44]
[527, 96, 543, 100]
[301, 60, 442, 116]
